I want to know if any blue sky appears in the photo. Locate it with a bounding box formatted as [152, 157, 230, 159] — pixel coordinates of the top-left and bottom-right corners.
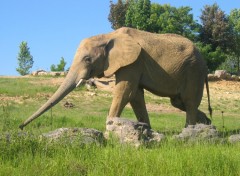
[1, 0, 239, 76]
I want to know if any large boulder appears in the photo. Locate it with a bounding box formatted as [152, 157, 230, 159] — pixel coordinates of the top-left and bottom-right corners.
[31, 70, 67, 76]
[48, 72, 61, 76]
[32, 69, 47, 76]
[105, 117, 165, 147]
[48, 71, 67, 76]
[40, 128, 104, 145]
[173, 124, 219, 141]
[37, 71, 48, 76]
[208, 74, 219, 81]
[215, 70, 228, 79]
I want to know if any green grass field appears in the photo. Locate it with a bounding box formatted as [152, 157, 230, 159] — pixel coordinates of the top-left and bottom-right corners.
[0, 77, 240, 176]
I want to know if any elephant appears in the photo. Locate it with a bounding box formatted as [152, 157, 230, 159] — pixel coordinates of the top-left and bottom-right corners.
[19, 27, 212, 130]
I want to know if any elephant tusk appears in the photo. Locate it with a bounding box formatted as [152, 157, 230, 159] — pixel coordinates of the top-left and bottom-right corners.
[76, 79, 84, 88]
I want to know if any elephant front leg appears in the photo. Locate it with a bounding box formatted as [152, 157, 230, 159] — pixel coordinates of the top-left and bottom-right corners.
[130, 88, 151, 128]
[108, 80, 138, 119]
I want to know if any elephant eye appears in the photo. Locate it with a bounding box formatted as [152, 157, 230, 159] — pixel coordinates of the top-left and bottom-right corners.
[83, 56, 92, 64]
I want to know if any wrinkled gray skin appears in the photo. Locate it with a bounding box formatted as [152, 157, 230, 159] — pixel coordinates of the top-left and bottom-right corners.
[19, 27, 212, 130]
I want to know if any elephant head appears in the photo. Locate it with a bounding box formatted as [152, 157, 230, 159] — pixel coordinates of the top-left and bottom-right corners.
[19, 33, 141, 129]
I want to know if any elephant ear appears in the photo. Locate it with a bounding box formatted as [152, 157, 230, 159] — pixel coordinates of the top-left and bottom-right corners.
[104, 35, 141, 77]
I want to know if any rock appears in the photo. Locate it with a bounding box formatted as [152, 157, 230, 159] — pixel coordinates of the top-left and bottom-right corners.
[86, 78, 113, 92]
[231, 75, 240, 81]
[31, 70, 67, 76]
[31, 71, 38, 76]
[38, 71, 48, 76]
[215, 70, 228, 79]
[208, 74, 219, 81]
[173, 124, 219, 141]
[49, 72, 61, 76]
[48, 71, 66, 76]
[105, 117, 165, 147]
[226, 73, 232, 80]
[60, 72, 67, 76]
[41, 128, 104, 145]
[229, 134, 240, 143]
[31, 69, 47, 76]
[85, 79, 96, 90]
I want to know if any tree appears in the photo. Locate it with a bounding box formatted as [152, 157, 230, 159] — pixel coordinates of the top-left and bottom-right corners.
[148, 4, 199, 40]
[198, 3, 234, 71]
[50, 57, 67, 71]
[199, 3, 233, 51]
[196, 42, 226, 72]
[124, 2, 199, 40]
[229, 9, 240, 75]
[16, 41, 34, 76]
[108, 0, 129, 29]
[125, 0, 151, 30]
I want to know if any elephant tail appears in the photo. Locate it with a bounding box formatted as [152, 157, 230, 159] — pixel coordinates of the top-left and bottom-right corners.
[205, 76, 213, 119]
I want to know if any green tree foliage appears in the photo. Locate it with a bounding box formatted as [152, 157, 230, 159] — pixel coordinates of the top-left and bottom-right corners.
[229, 9, 240, 74]
[50, 57, 67, 71]
[16, 41, 34, 76]
[196, 43, 226, 72]
[198, 3, 234, 72]
[148, 4, 199, 40]
[109, 1, 198, 40]
[125, 0, 151, 30]
[218, 55, 239, 74]
[108, 0, 129, 29]
[199, 3, 233, 51]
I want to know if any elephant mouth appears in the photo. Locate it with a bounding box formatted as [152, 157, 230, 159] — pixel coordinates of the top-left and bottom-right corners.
[97, 72, 104, 78]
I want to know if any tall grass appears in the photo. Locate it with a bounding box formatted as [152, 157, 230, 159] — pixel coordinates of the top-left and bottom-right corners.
[0, 133, 240, 176]
[0, 77, 240, 175]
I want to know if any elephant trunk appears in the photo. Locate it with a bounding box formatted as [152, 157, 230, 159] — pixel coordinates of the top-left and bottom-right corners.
[19, 71, 83, 130]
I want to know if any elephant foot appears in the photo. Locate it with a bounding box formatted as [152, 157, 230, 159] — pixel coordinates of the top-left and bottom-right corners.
[185, 110, 212, 127]
[137, 120, 151, 129]
[196, 110, 212, 125]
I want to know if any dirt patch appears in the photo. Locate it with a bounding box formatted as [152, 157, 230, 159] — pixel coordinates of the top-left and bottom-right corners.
[29, 77, 64, 86]
[210, 80, 240, 92]
[0, 95, 27, 104]
[146, 103, 183, 113]
[126, 103, 183, 114]
[204, 80, 240, 100]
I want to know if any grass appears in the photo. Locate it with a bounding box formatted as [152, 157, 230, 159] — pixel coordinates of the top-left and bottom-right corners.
[1, 134, 240, 176]
[0, 77, 58, 97]
[0, 76, 240, 175]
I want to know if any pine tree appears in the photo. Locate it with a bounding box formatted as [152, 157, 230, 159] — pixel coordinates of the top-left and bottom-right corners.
[200, 3, 233, 51]
[198, 3, 235, 71]
[16, 41, 34, 76]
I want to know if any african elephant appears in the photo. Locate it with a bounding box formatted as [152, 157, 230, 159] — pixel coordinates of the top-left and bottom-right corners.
[19, 27, 212, 129]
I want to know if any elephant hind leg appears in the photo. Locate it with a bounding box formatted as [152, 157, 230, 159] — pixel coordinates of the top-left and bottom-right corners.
[171, 95, 211, 126]
[170, 95, 186, 112]
[197, 110, 211, 125]
[170, 95, 198, 126]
